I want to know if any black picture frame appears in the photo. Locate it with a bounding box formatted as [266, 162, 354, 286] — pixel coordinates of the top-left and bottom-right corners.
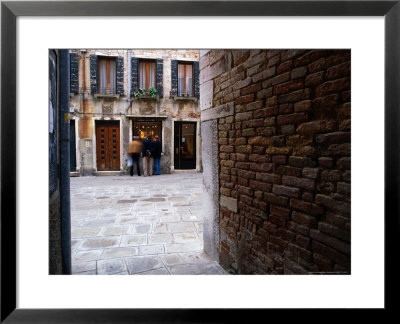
[1, 0, 398, 322]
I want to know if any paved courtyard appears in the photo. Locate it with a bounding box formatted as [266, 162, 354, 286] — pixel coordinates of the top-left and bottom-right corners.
[70, 172, 227, 275]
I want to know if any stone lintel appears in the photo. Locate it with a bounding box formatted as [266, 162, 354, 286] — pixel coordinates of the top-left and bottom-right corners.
[220, 195, 238, 213]
[201, 102, 234, 122]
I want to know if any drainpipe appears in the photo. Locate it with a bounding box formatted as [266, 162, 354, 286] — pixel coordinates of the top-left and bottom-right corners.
[81, 50, 86, 113]
[126, 51, 132, 113]
[59, 50, 71, 274]
[80, 50, 86, 176]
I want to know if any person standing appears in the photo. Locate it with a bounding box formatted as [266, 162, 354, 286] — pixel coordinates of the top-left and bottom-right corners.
[152, 135, 162, 175]
[128, 136, 142, 176]
[142, 134, 154, 177]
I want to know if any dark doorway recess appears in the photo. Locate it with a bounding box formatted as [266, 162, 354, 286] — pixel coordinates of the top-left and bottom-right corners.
[174, 121, 196, 170]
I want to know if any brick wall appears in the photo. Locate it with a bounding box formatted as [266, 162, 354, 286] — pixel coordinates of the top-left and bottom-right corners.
[200, 49, 351, 274]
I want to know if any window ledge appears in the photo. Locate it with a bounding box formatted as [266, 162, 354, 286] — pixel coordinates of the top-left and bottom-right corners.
[94, 93, 120, 100]
[132, 95, 159, 101]
[171, 96, 198, 101]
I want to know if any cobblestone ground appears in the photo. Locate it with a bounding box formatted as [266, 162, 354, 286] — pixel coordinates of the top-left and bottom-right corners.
[70, 172, 228, 275]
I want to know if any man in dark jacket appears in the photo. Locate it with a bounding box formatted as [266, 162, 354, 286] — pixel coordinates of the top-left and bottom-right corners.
[152, 135, 162, 175]
[142, 134, 154, 176]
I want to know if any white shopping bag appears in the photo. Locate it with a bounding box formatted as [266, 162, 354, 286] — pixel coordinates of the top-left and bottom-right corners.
[127, 157, 133, 167]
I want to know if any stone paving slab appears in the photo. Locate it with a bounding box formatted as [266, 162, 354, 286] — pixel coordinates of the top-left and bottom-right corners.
[70, 172, 228, 275]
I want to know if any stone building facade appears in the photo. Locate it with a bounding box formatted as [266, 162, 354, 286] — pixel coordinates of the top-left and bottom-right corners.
[201, 49, 351, 274]
[69, 49, 201, 176]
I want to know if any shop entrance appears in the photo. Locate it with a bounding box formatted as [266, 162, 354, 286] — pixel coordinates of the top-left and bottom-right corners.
[174, 121, 196, 170]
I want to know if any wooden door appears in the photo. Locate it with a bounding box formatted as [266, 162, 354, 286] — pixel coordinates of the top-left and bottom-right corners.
[96, 121, 120, 171]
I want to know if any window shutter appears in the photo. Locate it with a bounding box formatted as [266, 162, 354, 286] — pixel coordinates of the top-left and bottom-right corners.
[156, 59, 163, 97]
[116, 56, 124, 95]
[193, 61, 200, 98]
[90, 55, 98, 94]
[70, 53, 79, 94]
[131, 57, 139, 95]
[171, 60, 178, 96]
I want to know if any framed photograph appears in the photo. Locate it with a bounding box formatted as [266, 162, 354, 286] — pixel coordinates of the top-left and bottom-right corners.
[1, 0, 397, 322]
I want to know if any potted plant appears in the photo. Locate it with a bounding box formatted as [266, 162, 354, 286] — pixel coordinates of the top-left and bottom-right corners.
[133, 87, 157, 100]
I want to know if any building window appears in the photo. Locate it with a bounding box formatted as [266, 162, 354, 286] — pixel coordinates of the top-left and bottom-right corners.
[139, 60, 156, 90]
[98, 56, 116, 94]
[133, 121, 162, 142]
[178, 62, 193, 97]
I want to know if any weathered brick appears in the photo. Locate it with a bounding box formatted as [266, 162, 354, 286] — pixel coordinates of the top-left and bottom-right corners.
[315, 194, 350, 216]
[236, 145, 252, 154]
[302, 167, 321, 179]
[326, 62, 350, 81]
[277, 166, 302, 177]
[337, 157, 351, 170]
[274, 80, 304, 95]
[315, 131, 350, 145]
[246, 100, 264, 111]
[270, 205, 290, 219]
[328, 143, 351, 156]
[287, 243, 313, 261]
[294, 50, 331, 68]
[239, 194, 253, 206]
[302, 192, 314, 202]
[318, 157, 334, 168]
[278, 88, 310, 104]
[248, 136, 269, 146]
[243, 119, 264, 129]
[315, 78, 350, 97]
[272, 185, 300, 198]
[277, 60, 293, 74]
[256, 172, 280, 184]
[292, 211, 317, 227]
[249, 180, 272, 192]
[318, 222, 350, 242]
[220, 145, 234, 153]
[272, 155, 287, 166]
[271, 135, 286, 147]
[280, 124, 296, 135]
[296, 234, 311, 249]
[262, 72, 290, 88]
[293, 100, 312, 112]
[310, 229, 350, 255]
[252, 66, 277, 83]
[238, 185, 253, 196]
[278, 103, 292, 114]
[291, 66, 308, 79]
[235, 111, 253, 121]
[290, 199, 324, 216]
[321, 170, 342, 182]
[242, 128, 256, 137]
[248, 154, 270, 163]
[282, 175, 315, 190]
[337, 182, 350, 195]
[235, 94, 255, 105]
[312, 240, 350, 268]
[241, 83, 262, 96]
[288, 156, 304, 168]
[264, 192, 288, 207]
[256, 87, 273, 100]
[305, 71, 325, 87]
[266, 146, 292, 155]
[296, 120, 337, 135]
[249, 162, 273, 172]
